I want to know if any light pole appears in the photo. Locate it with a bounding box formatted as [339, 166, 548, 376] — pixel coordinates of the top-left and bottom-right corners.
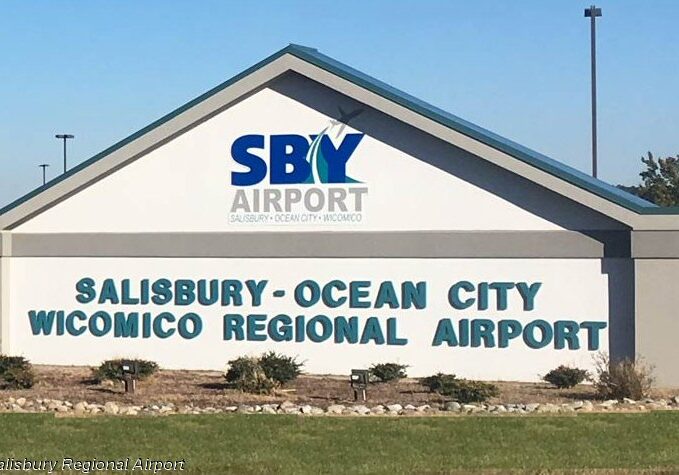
[584, 5, 602, 178]
[39, 164, 50, 185]
[55, 134, 75, 173]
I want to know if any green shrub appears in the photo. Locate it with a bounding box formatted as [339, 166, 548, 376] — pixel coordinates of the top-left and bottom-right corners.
[448, 379, 499, 403]
[421, 372, 499, 403]
[0, 355, 34, 389]
[369, 363, 408, 382]
[93, 358, 159, 383]
[543, 365, 589, 389]
[421, 373, 458, 393]
[259, 352, 303, 385]
[225, 356, 276, 394]
[593, 354, 654, 400]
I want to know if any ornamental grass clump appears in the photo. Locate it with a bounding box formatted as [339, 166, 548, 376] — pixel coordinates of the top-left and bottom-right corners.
[593, 354, 654, 400]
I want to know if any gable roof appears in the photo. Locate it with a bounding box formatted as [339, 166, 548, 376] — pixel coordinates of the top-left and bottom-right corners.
[1, 44, 677, 230]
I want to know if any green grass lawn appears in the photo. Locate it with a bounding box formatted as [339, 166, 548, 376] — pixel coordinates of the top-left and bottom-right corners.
[1, 412, 679, 473]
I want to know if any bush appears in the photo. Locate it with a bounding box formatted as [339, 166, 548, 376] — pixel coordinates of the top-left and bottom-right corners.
[370, 363, 408, 382]
[225, 356, 276, 394]
[593, 354, 654, 400]
[421, 373, 459, 393]
[93, 358, 159, 383]
[420, 373, 499, 403]
[543, 365, 589, 389]
[0, 355, 34, 389]
[450, 379, 500, 403]
[259, 352, 303, 385]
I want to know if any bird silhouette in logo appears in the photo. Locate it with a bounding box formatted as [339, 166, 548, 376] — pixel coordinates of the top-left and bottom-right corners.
[330, 106, 364, 137]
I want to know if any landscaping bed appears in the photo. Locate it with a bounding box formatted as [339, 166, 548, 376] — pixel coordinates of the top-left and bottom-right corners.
[1, 364, 604, 408]
[0, 364, 677, 417]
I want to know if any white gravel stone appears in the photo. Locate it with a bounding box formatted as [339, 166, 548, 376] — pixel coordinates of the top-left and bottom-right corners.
[326, 404, 345, 414]
[352, 405, 371, 415]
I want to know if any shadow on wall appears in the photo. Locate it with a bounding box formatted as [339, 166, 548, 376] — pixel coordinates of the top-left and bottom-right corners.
[602, 259, 635, 362]
[270, 72, 629, 233]
[271, 72, 636, 362]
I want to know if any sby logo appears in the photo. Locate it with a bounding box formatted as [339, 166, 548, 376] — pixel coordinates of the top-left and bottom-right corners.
[228, 108, 369, 225]
[231, 130, 364, 186]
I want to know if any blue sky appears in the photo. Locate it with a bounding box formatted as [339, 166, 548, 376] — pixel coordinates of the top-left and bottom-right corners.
[1, 0, 678, 207]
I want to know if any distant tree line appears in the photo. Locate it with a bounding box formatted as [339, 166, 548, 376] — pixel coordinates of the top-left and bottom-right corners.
[618, 152, 679, 207]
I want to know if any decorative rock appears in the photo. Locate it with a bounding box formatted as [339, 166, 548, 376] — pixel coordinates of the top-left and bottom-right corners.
[623, 398, 636, 404]
[326, 404, 345, 414]
[300, 405, 313, 414]
[525, 403, 540, 412]
[444, 401, 461, 412]
[370, 405, 385, 415]
[416, 404, 430, 412]
[601, 400, 618, 408]
[352, 405, 371, 415]
[386, 404, 403, 413]
[404, 404, 416, 411]
[536, 403, 559, 413]
[74, 402, 87, 413]
[16, 398, 26, 407]
[104, 402, 119, 415]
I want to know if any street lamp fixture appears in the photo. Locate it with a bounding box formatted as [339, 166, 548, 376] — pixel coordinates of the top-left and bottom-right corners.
[584, 6, 602, 178]
[39, 164, 50, 186]
[55, 134, 75, 174]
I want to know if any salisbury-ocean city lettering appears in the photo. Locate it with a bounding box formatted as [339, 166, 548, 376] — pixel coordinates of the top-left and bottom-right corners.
[26, 277, 607, 350]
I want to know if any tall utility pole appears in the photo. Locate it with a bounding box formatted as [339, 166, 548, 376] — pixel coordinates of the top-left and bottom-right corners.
[39, 164, 50, 185]
[585, 5, 602, 178]
[55, 134, 75, 173]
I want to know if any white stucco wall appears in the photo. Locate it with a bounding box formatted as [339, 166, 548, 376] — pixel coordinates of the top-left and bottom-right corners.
[15, 88, 571, 233]
[8, 256, 610, 381]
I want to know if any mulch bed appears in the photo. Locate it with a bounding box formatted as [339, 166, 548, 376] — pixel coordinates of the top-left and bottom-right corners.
[0, 365, 618, 408]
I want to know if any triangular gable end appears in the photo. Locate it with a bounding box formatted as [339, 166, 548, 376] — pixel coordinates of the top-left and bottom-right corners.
[0, 44, 670, 232]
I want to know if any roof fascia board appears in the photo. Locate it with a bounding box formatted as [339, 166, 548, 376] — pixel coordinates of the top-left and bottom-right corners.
[288, 48, 662, 215]
[3, 45, 679, 230]
[283, 56, 644, 227]
[0, 55, 297, 230]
